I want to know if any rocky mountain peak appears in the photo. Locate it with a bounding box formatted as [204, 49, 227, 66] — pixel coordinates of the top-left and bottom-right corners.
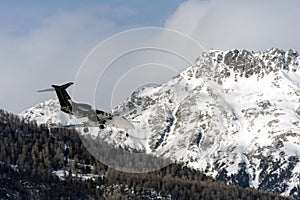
[189, 48, 300, 85]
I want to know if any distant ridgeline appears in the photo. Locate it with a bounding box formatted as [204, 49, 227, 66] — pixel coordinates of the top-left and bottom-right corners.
[0, 109, 293, 199]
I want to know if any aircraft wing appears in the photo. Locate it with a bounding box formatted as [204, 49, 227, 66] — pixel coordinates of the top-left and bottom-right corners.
[48, 123, 86, 128]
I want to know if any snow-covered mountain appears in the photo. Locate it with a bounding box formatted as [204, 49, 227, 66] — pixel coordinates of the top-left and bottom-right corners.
[21, 48, 300, 199]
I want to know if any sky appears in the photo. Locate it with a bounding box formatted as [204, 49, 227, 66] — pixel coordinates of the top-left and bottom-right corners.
[1, 0, 300, 113]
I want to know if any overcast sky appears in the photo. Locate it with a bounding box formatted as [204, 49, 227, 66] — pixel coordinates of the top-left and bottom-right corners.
[1, 0, 300, 113]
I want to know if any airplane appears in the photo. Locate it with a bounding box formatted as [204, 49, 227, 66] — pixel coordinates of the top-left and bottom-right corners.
[38, 82, 134, 131]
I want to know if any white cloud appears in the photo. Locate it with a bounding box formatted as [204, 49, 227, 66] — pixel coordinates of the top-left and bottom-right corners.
[0, 8, 122, 113]
[1, 2, 188, 113]
[166, 0, 300, 51]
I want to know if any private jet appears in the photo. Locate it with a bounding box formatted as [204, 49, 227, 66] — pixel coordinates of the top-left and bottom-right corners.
[39, 82, 134, 131]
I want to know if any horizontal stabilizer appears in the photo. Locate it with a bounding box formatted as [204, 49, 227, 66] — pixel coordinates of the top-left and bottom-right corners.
[37, 88, 55, 93]
[48, 123, 85, 128]
[52, 82, 73, 90]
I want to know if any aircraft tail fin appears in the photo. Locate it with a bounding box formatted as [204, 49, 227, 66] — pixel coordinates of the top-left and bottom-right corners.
[51, 82, 74, 114]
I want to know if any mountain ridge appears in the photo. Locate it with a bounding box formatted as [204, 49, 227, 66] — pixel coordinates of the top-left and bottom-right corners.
[21, 48, 300, 199]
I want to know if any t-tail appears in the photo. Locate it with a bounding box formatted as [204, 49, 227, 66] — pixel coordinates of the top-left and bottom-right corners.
[51, 82, 74, 114]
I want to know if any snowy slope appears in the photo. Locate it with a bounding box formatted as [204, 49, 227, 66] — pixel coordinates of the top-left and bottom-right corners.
[21, 48, 300, 199]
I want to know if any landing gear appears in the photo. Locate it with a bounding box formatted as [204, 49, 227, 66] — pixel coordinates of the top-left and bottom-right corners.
[83, 127, 89, 133]
[99, 124, 105, 129]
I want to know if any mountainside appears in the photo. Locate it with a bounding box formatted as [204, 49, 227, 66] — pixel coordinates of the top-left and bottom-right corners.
[21, 48, 300, 199]
[1, 110, 290, 200]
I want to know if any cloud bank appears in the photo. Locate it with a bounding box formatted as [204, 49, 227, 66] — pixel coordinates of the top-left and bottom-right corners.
[0, 6, 129, 113]
[166, 0, 300, 51]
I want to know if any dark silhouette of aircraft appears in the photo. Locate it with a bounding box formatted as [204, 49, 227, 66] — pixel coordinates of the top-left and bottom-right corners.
[39, 82, 134, 130]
